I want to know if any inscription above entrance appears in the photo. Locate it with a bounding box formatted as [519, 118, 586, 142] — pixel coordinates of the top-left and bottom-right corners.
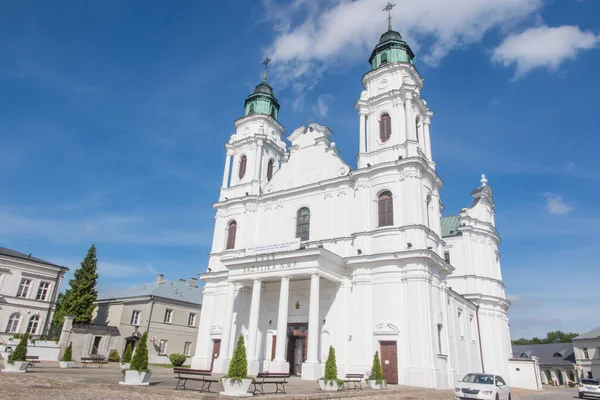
[242, 263, 297, 274]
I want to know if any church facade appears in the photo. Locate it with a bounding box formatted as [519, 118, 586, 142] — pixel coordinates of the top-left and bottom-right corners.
[192, 26, 512, 389]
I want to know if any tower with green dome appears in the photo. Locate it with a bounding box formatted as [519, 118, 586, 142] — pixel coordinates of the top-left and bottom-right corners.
[368, 3, 415, 70]
[243, 58, 280, 120]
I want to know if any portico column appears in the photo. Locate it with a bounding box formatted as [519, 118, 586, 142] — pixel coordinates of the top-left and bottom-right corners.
[219, 282, 236, 358]
[270, 276, 290, 373]
[221, 153, 232, 188]
[247, 279, 262, 374]
[302, 274, 322, 380]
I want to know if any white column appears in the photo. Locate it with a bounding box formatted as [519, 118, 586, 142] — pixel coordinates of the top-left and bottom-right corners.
[219, 282, 236, 359]
[405, 96, 416, 141]
[270, 277, 290, 373]
[359, 113, 366, 153]
[253, 143, 263, 181]
[247, 279, 262, 374]
[302, 274, 322, 380]
[423, 118, 432, 161]
[221, 153, 232, 188]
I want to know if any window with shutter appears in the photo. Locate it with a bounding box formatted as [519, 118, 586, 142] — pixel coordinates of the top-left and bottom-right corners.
[378, 191, 394, 226]
[380, 114, 391, 143]
[226, 220, 237, 250]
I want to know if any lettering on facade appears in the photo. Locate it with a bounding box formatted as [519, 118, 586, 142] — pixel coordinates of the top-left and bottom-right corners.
[242, 262, 296, 274]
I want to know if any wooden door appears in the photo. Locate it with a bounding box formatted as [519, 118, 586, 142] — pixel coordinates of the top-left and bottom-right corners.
[210, 339, 221, 371]
[271, 335, 277, 361]
[380, 341, 398, 384]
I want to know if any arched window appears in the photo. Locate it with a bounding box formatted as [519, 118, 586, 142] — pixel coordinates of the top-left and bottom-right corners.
[26, 315, 40, 334]
[296, 207, 310, 241]
[378, 191, 394, 227]
[553, 352, 563, 358]
[520, 353, 528, 358]
[248, 103, 255, 114]
[6, 313, 20, 333]
[415, 116, 420, 143]
[226, 220, 237, 250]
[426, 194, 432, 228]
[267, 159, 274, 181]
[381, 52, 388, 65]
[238, 155, 247, 179]
[379, 113, 391, 143]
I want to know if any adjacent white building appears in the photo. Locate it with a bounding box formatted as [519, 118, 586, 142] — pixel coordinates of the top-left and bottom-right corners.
[192, 23, 513, 389]
[0, 247, 68, 342]
[573, 327, 600, 380]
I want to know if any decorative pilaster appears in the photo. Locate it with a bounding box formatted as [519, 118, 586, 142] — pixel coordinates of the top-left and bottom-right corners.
[247, 279, 262, 375]
[359, 113, 366, 154]
[221, 152, 232, 188]
[212, 282, 236, 373]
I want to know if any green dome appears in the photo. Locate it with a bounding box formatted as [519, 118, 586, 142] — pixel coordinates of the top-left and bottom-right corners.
[244, 81, 280, 120]
[368, 29, 415, 70]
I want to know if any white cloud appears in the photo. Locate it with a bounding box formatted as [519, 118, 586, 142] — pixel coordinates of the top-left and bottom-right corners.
[313, 94, 333, 117]
[543, 193, 574, 215]
[264, 0, 542, 90]
[492, 25, 600, 78]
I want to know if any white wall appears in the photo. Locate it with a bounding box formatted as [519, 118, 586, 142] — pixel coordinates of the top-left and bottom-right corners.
[509, 359, 543, 390]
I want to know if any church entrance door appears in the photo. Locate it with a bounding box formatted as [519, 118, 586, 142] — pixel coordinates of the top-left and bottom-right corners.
[287, 323, 308, 376]
[210, 339, 221, 371]
[380, 341, 398, 384]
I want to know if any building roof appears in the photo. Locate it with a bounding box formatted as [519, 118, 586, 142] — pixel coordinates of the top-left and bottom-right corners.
[574, 327, 600, 340]
[98, 279, 203, 306]
[0, 246, 65, 269]
[441, 216, 462, 237]
[512, 343, 576, 366]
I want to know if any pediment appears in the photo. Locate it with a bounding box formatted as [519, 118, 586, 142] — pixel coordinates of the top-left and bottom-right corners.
[265, 123, 351, 193]
[373, 322, 400, 336]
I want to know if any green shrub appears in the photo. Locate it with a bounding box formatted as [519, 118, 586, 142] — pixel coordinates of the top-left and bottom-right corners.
[122, 343, 133, 363]
[227, 334, 248, 382]
[51, 336, 59, 342]
[8, 333, 28, 363]
[169, 353, 187, 367]
[108, 349, 120, 362]
[370, 351, 384, 384]
[12, 334, 21, 339]
[61, 342, 73, 362]
[323, 346, 342, 385]
[130, 332, 149, 372]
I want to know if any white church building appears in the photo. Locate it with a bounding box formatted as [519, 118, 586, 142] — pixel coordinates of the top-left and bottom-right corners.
[192, 21, 513, 389]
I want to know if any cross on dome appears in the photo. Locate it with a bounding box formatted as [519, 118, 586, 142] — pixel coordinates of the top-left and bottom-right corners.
[383, 2, 396, 31]
[263, 57, 271, 82]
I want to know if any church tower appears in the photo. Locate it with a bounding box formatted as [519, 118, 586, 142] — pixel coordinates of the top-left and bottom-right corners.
[219, 59, 286, 202]
[355, 14, 434, 170]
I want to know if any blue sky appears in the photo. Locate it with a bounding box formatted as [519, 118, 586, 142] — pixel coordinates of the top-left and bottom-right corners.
[1, 0, 599, 339]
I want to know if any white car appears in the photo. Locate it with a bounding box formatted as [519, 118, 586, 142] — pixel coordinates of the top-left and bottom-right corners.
[578, 378, 600, 398]
[455, 373, 511, 400]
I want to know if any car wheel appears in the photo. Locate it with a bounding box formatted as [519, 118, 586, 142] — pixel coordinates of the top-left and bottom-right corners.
[578, 394, 583, 399]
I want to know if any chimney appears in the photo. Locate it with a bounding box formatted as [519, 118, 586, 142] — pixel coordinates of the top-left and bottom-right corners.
[157, 274, 164, 285]
[179, 278, 186, 283]
[189, 278, 197, 288]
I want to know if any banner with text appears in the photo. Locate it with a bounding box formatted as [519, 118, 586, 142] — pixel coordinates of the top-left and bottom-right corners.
[245, 239, 301, 256]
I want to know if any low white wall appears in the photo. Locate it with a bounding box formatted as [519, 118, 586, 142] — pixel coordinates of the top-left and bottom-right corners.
[509, 359, 542, 391]
[1, 339, 60, 361]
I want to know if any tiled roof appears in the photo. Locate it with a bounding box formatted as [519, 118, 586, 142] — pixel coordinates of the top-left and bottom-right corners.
[0, 246, 65, 269]
[574, 327, 600, 340]
[98, 279, 203, 306]
[512, 343, 576, 366]
[441, 216, 462, 237]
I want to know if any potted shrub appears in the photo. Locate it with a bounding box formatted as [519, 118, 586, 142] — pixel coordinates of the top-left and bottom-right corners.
[120, 332, 151, 386]
[220, 335, 253, 397]
[169, 353, 186, 367]
[367, 351, 386, 389]
[108, 349, 120, 363]
[318, 346, 342, 391]
[3, 333, 29, 373]
[59, 342, 76, 368]
[120, 343, 132, 369]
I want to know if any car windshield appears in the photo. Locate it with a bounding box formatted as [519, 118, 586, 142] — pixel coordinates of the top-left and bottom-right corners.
[581, 379, 600, 385]
[462, 374, 495, 385]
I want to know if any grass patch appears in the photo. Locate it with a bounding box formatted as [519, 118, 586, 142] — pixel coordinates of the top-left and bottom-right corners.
[149, 363, 190, 369]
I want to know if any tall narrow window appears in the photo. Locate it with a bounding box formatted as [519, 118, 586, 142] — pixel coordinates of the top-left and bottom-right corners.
[248, 104, 255, 114]
[584, 348, 589, 359]
[27, 315, 40, 334]
[380, 52, 388, 65]
[130, 310, 140, 326]
[164, 309, 173, 324]
[17, 278, 31, 298]
[36, 282, 50, 301]
[426, 194, 431, 228]
[415, 117, 420, 143]
[379, 113, 391, 143]
[296, 207, 310, 241]
[159, 339, 168, 355]
[184, 341, 192, 356]
[226, 220, 237, 249]
[267, 159, 274, 181]
[238, 155, 247, 179]
[188, 312, 197, 327]
[437, 324, 443, 354]
[458, 310, 464, 338]
[270, 107, 276, 118]
[378, 191, 394, 227]
[444, 251, 451, 264]
[6, 313, 20, 333]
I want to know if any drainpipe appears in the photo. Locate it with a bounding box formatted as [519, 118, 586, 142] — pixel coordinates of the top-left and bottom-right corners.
[475, 305, 485, 373]
[145, 296, 155, 334]
[43, 266, 67, 336]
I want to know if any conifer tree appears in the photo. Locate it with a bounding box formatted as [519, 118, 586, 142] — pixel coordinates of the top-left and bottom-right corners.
[61, 342, 73, 362]
[130, 332, 149, 372]
[227, 334, 248, 381]
[53, 245, 99, 325]
[324, 346, 338, 384]
[371, 351, 384, 383]
[122, 343, 133, 363]
[8, 333, 28, 363]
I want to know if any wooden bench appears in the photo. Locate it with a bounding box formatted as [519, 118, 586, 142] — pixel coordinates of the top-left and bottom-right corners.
[252, 372, 289, 395]
[173, 368, 218, 392]
[342, 373, 364, 389]
[26, 355, 40, 368]
[81, 356, 108, 368]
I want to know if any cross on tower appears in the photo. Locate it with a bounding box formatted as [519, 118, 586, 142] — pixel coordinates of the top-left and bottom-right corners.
[263, 57, 271, 82]
[383, 2, 396, 31]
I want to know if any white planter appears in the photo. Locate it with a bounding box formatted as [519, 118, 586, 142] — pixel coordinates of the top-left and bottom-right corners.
[120, 363, 130, 369]
[59, 361, 76, 368]
[2, 361, 28, 373]
[318, 379, 342, 391]
[220, 378, 253, 397]
[368, 380, 386, 389]
[120, 370, 152, 386]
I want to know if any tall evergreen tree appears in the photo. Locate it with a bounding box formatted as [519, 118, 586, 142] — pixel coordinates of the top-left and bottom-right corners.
[54, 245, 99, 325]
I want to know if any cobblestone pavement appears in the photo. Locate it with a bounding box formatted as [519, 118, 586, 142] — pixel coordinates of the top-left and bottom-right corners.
[0, 362, 543, 400]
